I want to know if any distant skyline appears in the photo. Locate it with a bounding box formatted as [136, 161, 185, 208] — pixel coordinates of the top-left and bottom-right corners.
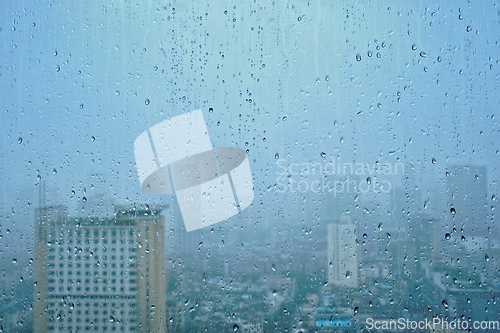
[1, 0, 499, 262]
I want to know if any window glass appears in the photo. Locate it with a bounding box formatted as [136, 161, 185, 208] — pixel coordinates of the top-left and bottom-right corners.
[1, 1, 499, 332]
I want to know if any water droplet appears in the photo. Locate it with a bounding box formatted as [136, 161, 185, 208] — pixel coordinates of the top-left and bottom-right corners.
[82, 197, 87, 203]
[376, 52, 381, 58]
[12, 258, 17, 264]
[154, 65, 158, 71]
[54, 50, 58, 56]
[233, 324, 240, 331]
[80, 103, 84, 109]
[381, 41, 386, 48]
[458, 14, 463, 20]
[109, 316, 115, 322]
[366, 177, 371, 185]
[354, 306, 359, 314]
[345, 271, 352, 278]
[485, 254, 490, 261]
[432, 158, 436, 164]
[53, 168, 57, 174]
[442, 300, 448, 309]
[115, 90, 120, 95]
[445, 233, 451, 240]
[169, 317, 174, 323]
[450, 207, 456, 215]
[420, 51, 427, 58]
[363, 233, 367, 238]
[437, 56, 442, 62]
[56, 66, 60, 72]
[275, 153, 279, 159]
[411, 43, 417, 51]
[18, 137, 22, 144]
[209, 107, 213, 113]
[145, 99, 150, 105]
[461, 235, 466, 242]
[466, 25, 472, 32]
[320, 152, 326, 158]
[272, 289, 277, 295]
[367, 50, 373, 57]
[325, 75, 330, 81]
[356, 53, 361, 61]
[282, 116, 287, 121]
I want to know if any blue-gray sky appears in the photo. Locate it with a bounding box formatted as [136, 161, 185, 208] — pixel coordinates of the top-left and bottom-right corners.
[1, 0, 499, 258]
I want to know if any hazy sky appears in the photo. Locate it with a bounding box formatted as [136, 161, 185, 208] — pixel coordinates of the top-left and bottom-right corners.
[1, 0, 499, 258]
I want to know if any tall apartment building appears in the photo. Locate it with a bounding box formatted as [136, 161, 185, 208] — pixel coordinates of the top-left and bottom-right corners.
[33, 205, 166, 332]
[327, 216, 358, 288]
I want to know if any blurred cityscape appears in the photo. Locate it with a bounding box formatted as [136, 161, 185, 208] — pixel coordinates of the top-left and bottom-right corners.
[1, 164, 500, 332]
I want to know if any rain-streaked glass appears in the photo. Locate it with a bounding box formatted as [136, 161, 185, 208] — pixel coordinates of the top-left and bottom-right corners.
[1, 1, 499, 332]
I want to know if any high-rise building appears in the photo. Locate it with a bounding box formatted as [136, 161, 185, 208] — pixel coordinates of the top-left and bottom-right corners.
[446, 165, 489, 238]
[33, 205, 166, 333]
[327, 216, 358, 288]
